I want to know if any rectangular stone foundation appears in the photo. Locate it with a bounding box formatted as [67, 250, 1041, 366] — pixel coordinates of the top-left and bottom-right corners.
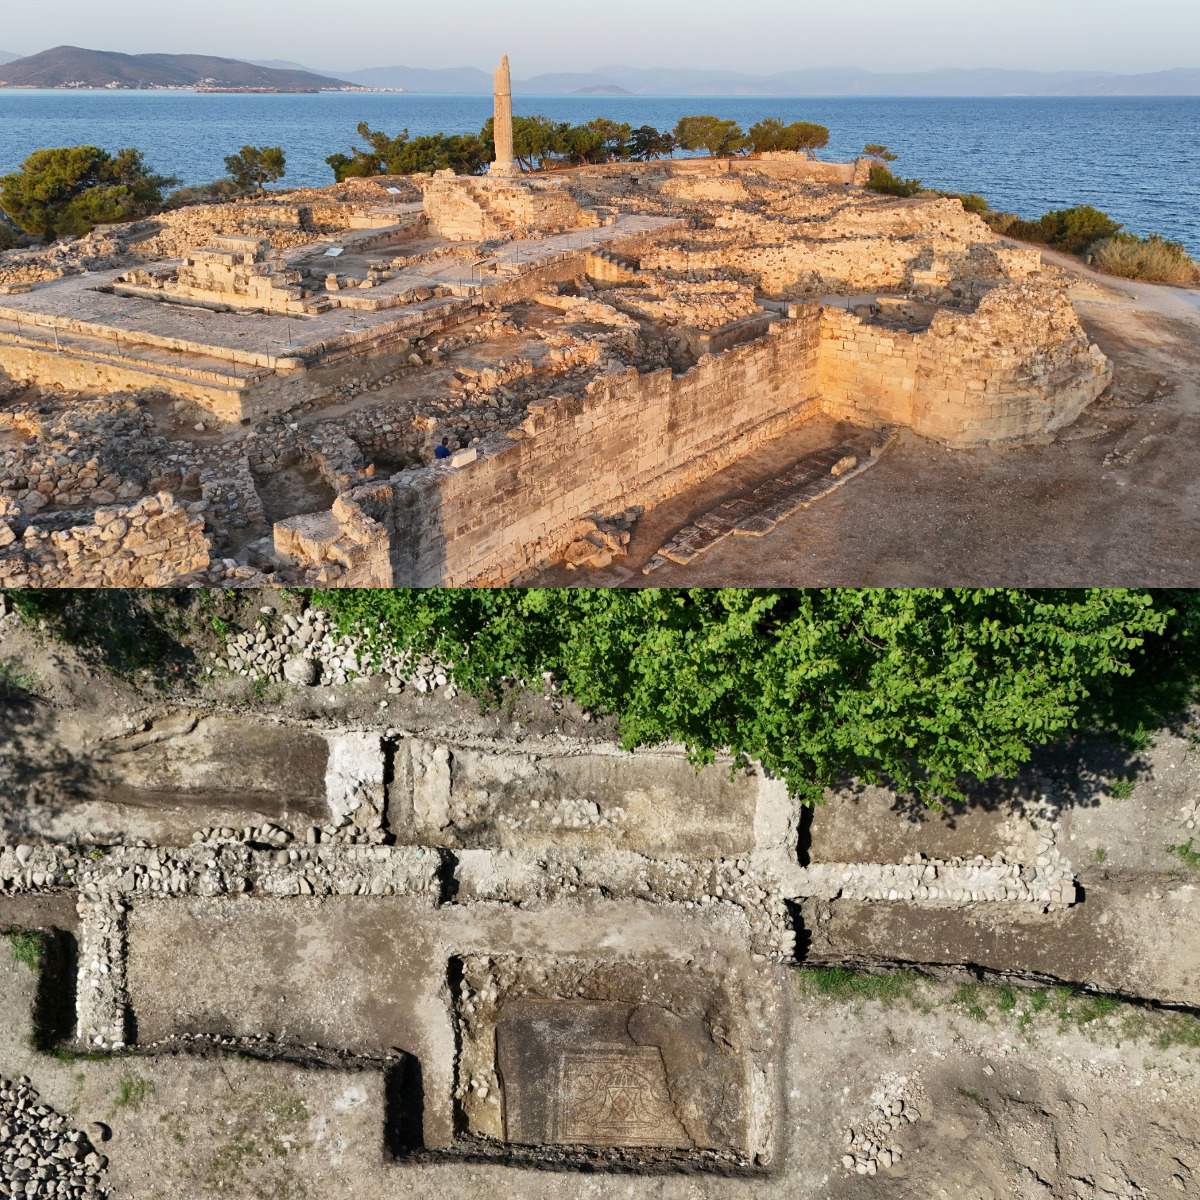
[451, 954, 771, 1170]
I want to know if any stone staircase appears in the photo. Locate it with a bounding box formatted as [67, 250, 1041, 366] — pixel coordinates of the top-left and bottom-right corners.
[424, 176, 522, 241]
[584, 248, 642, 284]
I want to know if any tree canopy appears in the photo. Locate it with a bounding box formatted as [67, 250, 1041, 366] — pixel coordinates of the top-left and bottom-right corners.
[673, 116, 749, 157]
[0, 146, 177, 239]
[223, 145, 286, 193]
[309, 588, 1200, 806]
[629, 125, 677, 161]
[326, 123, 489, 180]
[748, 120, 830, 158]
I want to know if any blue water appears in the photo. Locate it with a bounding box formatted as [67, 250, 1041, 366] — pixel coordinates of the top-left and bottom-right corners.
[1, 90, 1197, 254]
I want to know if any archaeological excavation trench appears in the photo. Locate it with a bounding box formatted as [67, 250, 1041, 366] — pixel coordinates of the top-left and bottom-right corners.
[2, 600, 1200, 1199]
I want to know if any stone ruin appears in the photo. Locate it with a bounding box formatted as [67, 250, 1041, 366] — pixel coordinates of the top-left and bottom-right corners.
[3, 596, 1199, 1197]
[0, 53, 1116, 588]
[114, 234, 310, 315]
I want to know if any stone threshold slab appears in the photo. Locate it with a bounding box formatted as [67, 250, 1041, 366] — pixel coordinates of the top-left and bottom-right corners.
[644, 425, 897, 572]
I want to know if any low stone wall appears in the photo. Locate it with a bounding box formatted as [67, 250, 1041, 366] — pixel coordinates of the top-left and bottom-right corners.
[0, 491, 210, 587]
[290, 309, 823, 586]
[821, 284, 1112, 445]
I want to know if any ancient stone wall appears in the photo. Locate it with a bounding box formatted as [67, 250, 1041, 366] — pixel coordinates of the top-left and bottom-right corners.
[288, 309, 823, 586]
[820, 309, 924, 428]
[821, 284, 1113, 445]
[0, 491, 209, 587]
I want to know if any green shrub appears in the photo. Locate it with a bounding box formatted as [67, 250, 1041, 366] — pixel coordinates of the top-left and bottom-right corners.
[940, 191, 989, 214]
[1089, 234, 1199, 284]
[865, 165, 923, 197]
[1035, 205, 1123, 253]
[0, 146, 178, 239]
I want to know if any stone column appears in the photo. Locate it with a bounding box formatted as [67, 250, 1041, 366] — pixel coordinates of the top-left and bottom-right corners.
[491, 54, 518, 176]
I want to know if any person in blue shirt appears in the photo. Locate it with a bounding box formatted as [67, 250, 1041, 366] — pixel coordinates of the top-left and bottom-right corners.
[434, 438, 451, 460]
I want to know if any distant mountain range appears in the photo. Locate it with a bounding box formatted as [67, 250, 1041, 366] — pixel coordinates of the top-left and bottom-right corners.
[1, 48, 1196, 95]
[0, 46, 354, 89]
[0, 51, 22, 65]
[331, 63, 1200, 96]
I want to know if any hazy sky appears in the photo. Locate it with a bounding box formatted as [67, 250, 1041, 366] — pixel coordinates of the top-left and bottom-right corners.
[5, 0, 1198, 75]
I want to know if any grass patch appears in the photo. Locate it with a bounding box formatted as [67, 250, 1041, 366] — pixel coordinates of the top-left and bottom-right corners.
[6, 930, 76, 1052]
[115, 1072, 152, 1109]
[0, 658, 38, 696]
[795, 965, 922, 1005]
[951, 982, 990, 1021]
[8, 930, 44, 970]
[1166, 839, 1200, 869]
[1108, 779, 1136, 800]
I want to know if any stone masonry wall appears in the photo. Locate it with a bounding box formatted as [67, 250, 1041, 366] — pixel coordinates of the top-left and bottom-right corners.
[292, 309, 823, 586]
[820, 310, 923, 428]
[0, 491, 210, 587]
[820, 284, 1113, 445]
[910, 284, 1113, 445]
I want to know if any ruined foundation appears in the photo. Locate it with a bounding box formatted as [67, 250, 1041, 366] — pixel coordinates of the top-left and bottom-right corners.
[1, 156, 1113, 587]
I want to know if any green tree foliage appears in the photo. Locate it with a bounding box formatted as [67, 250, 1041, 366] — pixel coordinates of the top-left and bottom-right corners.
[223, 145, 286, 193]
[1035, 205, 1123, 254]
[748, 119, 828, 157]
[308, 589, 1200, 806]
[629, 125, 677, 160]
[989, 205, 1123, 253]
[673, 116, 749, 157]
[511, 115, 569, 171]
[864, 143, 898, 162]
[0, 146, 177, 239]
[788, 121, 830, 160]
[326, 124, 490, 180]
[748, 118, 789, 152]
[865, 165, 923, 197]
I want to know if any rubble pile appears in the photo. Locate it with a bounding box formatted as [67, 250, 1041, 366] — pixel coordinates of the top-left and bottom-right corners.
[0, 395, 157, 513]
[0, 1077, 110, 1199]
[561, 507, 643, 569]
[0, 491, 209, 588]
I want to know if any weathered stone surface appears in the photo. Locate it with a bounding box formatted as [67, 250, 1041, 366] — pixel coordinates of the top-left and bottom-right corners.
[496, 1001, 691, 1148]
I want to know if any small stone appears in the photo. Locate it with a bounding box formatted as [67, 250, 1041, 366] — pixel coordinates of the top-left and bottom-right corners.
[283, 657, 318, 686]
[842, 1155, 855, 1170]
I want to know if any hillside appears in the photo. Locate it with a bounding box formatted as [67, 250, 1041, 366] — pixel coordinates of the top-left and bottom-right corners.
[0, 45, 355, 89]
[335, 61, 1200, 95]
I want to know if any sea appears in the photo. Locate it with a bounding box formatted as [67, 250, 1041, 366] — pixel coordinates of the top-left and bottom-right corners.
[1, 90, 1197, 255]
